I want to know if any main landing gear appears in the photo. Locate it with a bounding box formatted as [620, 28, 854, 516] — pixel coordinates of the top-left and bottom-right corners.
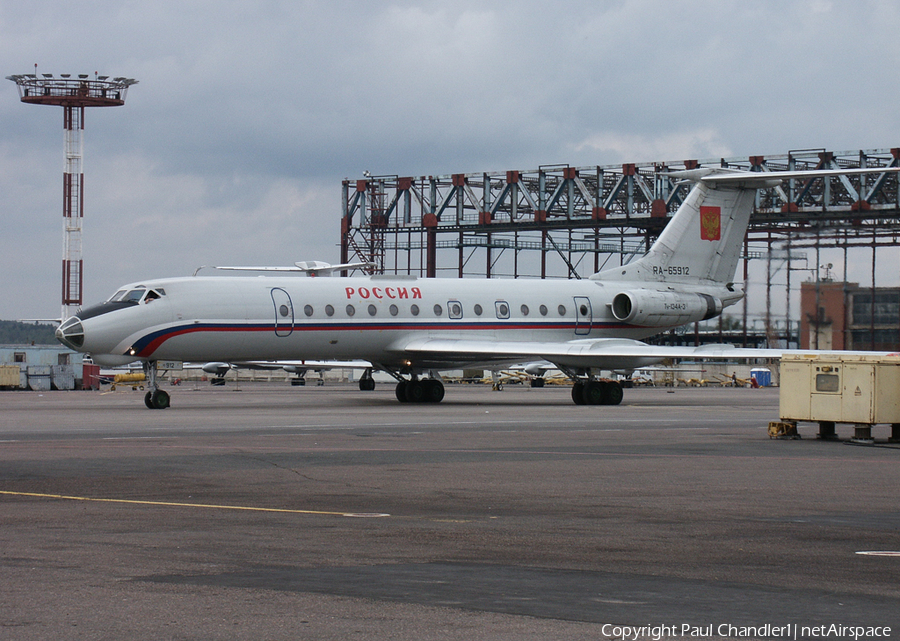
[142, 360, 170, 409]
[570, 379, 623, 406]
[372, 363, 444, 404]
[395, 378, 445, 403]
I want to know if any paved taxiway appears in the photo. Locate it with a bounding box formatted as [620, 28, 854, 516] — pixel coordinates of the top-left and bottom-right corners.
[1, 383, 898, 640]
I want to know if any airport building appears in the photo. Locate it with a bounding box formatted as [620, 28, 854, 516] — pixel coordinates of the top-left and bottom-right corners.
[0, 345, 89, 390]
[799, 280, 900, 351]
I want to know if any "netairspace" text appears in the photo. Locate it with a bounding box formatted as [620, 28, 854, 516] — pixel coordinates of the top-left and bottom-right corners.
[599, 623, 892, 640]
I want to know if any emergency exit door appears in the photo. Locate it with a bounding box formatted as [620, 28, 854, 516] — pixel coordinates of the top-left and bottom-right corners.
[574, 296, 592, 335]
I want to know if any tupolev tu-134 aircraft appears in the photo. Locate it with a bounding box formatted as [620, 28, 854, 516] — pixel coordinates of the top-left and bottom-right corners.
[56, 167, 900, 409]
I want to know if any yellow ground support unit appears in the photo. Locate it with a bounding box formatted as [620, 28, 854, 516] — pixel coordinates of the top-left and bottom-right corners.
[767, 421, 799, 439]
[111, 372, 146, 391]
[779, 354, 900, 442]
[0, 365, 21, 388]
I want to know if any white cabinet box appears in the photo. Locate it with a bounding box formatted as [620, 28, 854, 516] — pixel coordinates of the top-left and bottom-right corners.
[779, 354, 900, 440]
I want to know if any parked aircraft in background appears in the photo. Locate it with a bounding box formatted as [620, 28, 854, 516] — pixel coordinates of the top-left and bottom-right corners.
[198, 360, 373, 386]
[55, 167, 900, 409]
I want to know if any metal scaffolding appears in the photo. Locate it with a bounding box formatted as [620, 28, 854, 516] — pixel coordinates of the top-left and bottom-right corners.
[341, 147, 900, 346]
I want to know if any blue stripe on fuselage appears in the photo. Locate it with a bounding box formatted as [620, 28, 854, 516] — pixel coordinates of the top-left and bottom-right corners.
[129, 319, 637, 357]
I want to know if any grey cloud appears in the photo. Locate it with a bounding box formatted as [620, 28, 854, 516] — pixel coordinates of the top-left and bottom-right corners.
[2, 0, 900, 318]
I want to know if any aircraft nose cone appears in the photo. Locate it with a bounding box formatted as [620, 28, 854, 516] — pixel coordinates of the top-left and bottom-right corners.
[56, 316, 85, 350]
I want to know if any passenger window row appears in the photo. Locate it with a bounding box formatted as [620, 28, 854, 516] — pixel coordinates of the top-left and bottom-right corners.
[295, 301, 571, 319]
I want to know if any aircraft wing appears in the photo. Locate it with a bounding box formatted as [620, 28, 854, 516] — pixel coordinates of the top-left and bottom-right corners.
[392, 337, 894, 371]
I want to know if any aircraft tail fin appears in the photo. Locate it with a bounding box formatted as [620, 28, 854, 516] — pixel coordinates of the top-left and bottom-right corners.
[592, 167, 900, 286]
[592, 171, 757, 286]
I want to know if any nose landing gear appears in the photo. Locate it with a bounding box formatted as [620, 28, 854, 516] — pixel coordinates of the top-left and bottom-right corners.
[144, 389, 170, 409]
[142, 360, 171, 409]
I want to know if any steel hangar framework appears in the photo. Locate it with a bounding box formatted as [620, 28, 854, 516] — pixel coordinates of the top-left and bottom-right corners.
[340, 147, 900, 346]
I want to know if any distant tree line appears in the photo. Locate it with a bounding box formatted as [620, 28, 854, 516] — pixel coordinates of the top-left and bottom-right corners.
[0, 320, 57, 345]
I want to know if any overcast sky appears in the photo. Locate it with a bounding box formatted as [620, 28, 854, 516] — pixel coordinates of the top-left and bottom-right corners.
[2, 0, 899, 322]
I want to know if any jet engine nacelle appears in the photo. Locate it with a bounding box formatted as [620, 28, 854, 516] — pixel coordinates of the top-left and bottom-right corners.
[202, 362, 231, 376]
[611, 290, 723, 327]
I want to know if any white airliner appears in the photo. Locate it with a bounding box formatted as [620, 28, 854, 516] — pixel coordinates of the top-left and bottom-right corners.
[56, 167, 899, 409]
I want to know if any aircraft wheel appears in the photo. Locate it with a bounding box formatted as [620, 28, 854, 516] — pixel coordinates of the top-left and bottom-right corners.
[582, 381, 605, 405]
[405, 380, 426, 403]
[530, 378, 545, 388]
[144, 391, 154, 409]
[395, 381, 409, 403]
[150, 389, 170, 410]
[571, 382, 587, 405]
[423, 379, 444, 403]
[602, 381, 624, 406]
[359, 378, 376, 391]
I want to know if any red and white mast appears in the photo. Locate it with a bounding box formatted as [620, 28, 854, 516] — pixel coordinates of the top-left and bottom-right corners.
[7, 68, 137, 319]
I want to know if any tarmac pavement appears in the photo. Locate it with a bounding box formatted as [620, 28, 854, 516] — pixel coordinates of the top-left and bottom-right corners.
[1, 382, 898, 640]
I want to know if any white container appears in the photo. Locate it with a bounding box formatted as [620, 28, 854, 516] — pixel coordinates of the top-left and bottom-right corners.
[780, 354, 900, 441]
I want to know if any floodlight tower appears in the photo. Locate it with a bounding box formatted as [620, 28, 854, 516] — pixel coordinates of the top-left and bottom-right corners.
[7, 69, 137, 319]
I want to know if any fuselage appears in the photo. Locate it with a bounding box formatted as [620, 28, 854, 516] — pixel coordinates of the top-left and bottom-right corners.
[57, 274, 738, 369]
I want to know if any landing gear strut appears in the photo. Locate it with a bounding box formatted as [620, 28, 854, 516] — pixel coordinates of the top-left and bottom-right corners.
[142, 360, 170, 409]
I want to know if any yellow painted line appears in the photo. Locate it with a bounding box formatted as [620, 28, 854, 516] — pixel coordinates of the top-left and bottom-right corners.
[0, 490, 389, 518]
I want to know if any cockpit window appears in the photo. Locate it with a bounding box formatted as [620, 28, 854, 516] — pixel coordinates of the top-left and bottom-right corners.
[123, 288, 147, 303]
[106, 286, 165, 305]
